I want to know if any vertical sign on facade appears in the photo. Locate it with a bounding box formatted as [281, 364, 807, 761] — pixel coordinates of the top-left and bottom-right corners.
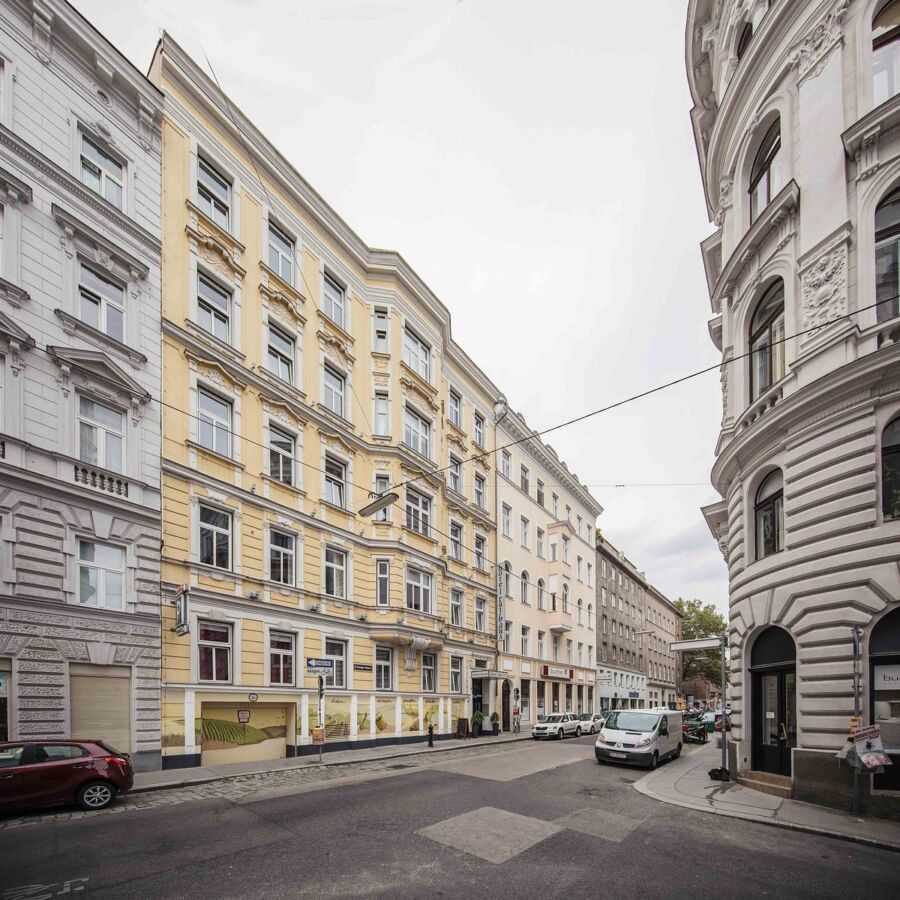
[496, 564, 504, 643]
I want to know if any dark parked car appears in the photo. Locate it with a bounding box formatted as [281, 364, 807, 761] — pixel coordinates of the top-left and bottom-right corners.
[0, 740, 133, 813]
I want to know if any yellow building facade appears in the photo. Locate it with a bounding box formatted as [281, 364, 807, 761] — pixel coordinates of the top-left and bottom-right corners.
[150, 36, 500, 768]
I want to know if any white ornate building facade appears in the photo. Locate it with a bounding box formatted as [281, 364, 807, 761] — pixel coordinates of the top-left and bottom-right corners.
[688, 0, 900, 816]
[0, 1, 163, 770]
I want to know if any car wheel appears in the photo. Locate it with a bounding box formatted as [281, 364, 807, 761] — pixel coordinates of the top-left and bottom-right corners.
[76, 780, 116, 811]
[674, 742, 682, 759]
[575, 727, 582, 737]
[649, 752, 659, 771]
[589, 725, 595, 734]
[557, 729, 564, 740]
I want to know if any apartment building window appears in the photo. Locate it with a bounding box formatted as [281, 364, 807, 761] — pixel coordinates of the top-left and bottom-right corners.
[79, 263, 124, 342]
[576, 556, 583, 580]
[370, 393, 389, 437]
[270, 531, 295, 585]
[550, 539, 557, 562]
[883, 414, 900, 518]
[197, 388, 231, 458]
[587, 563, 593, 588]
[536, 480, 545, 506]
[199, 623, 231, 683]
[552, 493, 559, 517]
[520, 571, 529, 604]
[80, 134, 124, 209]
[376, 559, 390, 605]
[537, 630, 545, 658]
[199, 505, 231, 570]
[323, 365, 345, 417]
[553, 635, 560, 661]
[324, 457, 346, 508]
[405, 489, 431, 536]
[602, 587, 608, 607]
[473, 412, 484, 447]
[576, 514, 582, 533]
[449, 456, 462, 492]
[749, 120, 782, 223]
[503, 561, 512, 597]
[197, 158, 230, 228]
[449, 522, 463, 561]
[77, 540, 124, 609]
[325, 639, 346, 688]
[450, 656, 462, 693]
[404, 407, 431, 458]
[406, 567, 433, 613]
[403, 328, 430, 380]
[537, 578, 546, 610]
[450, 589, 462, 626]
[197, 273, 231, 342]
[448, 389, 461, 427]
[267, 223, 293, 282]
[750, 281, 786, 402]
[562, 583, 570, 613]
[475, 597, 486, 632]
[520, 465, 529, 493]
[266, 324, 294, 383]
[474, 535, 486, 570]
[755, 469, 784, 559]
[602, 616, 608, 634]
[501, 450, 511, 478]
[577, 599, 583, 625]
[520, 516, 529, 548]
[269, 632, 295, 685]
[323, 274, 345, 328]
[375, 646, 392, 690]
[324, 548, 346, 598]
[521, 625, 530, 656]
[567, 640, 573, 663]
[536, 528, 545, 558]
[563, 536, 570, 563]
[78, 396, 124, 473]
[501, 504, 512, 538]
[503, 620, 512, 653]
[422, 653, 436, 692]
[474, 473, 486, 509]
[577, 642, 583, 666]
[565, 505, 571, 521]
[268, 425, 295, 485]
[374, 309, 389, 353]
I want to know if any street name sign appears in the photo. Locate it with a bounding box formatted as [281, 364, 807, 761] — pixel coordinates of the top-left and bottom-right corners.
[307, 657, 334, 675]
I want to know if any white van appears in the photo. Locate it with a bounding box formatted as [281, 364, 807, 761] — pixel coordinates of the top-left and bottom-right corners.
[594, 708, 683, 769]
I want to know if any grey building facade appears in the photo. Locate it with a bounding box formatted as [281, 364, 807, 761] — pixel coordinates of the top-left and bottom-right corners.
[0, 0, 163, 770]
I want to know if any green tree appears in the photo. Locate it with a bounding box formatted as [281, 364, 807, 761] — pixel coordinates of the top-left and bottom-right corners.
[673, 598, 728, 684]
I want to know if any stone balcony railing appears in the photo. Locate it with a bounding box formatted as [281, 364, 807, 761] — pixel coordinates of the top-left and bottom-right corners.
[74, 464, 130, 497]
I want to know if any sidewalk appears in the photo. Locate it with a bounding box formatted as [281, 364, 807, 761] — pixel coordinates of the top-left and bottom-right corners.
[635, 743, 900, 852]
[133, 726, 534, 793]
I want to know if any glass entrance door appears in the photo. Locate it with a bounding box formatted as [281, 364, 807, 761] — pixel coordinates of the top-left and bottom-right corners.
[752, 667, 796, 775]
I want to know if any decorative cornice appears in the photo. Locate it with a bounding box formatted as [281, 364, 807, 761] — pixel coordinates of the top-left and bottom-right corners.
[787, 0, 848, 86]
[54, 308, 147, 366]
[0, 276, 31, 309]
[0, 165, 33, 204]
[53, 203, 150, 279]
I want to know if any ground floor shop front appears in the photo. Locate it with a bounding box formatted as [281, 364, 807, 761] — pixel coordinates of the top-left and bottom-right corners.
[596, 666, 648, 711]
[493, 658, 596, 727]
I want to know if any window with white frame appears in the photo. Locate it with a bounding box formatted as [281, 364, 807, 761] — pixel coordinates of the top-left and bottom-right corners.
[504, 561, 512, 597]
[448, 389, 461, 427]
[402, 328, 430, 380]
[269, 631, 295, 685]
[403, 407, 431, 458]
[474, 473, 486, 509]
[324, 638, 346, 688]
[563, 536, 570, 563]
[266, 323, 294, 383]
[501, 450, 511, 478]
[449, 521, 463, 561]
[199, 622, 231, 683]
[374, 474, 390, 522]
[520, 465, 529, 494]
[536, 480, 545, 506]
[324, 456, 346, 508]
[501, 504, 511, 538]
[198, 388, 231, 457]
[537, 578, 546, 610]
[474, 535, 486, 570]
[576, 556, 583, 580]
[197, 272, 231, 342]
[270, 530, 295, 585]
[267, 223, 293, 283]
[536, 528, 545, 558]
[553, 634, 560, 661]
[78, 396, 124, 473]
[520, 571, 529, 604]
[448, 456, 462, 493]
[375, 645, 392, 690]
[475, 597, 486, 632]
[78, 263, 124, 342]
[450, 588, 463, 626]
[80, 134, 124, 209]
[374, 393, 389, 436]
[199, 504, 231, 569]
[587, 563, 593, 588]
[520, 516, 529, 548]
[323, 365, 345, 418]
[521, 625, 530, 656]
[473, 412, 484, 447]
[197, 158, 230, 228]
[77, 540, 125, 609]
[503, 620, 512, 653]
[405, 489, 431, 536]
[324, 547, 346, 598]
[550, 539, 557, 562]
[374, 308, 389, 353]
[323, 274, 345, 328]
[566, 505, 571, 521]
[602, 587, 608, 606]
[537, 630, 545, 658]
[376, 559, 390, 605]
[450, 656, 462, 693]
[422, 653, 436, 692]
[567, 639, 573, 663]
[551, 494, 559, 517]
[268, 425, 295, 485]
[577, 599, 583, 625]
[406, 566, 433, 613]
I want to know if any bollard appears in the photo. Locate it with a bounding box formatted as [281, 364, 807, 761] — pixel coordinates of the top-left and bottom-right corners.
[428, 723, 434, 748]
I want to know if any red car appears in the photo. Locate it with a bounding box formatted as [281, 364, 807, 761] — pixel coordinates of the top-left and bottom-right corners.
[0, 740, 133, 813]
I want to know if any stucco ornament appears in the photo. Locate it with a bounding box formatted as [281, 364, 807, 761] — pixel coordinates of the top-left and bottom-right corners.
[788, 0, 849, 84]
[720, 364, 729, 425]
[800, 244, 847, 333]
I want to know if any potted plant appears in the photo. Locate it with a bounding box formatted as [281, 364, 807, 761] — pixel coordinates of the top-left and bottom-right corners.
[490, 711, 500, 736]
[472, 710, 485, 737]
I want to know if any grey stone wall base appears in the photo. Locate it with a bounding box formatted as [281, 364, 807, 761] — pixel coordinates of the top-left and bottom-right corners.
[131, 750, 162, 773]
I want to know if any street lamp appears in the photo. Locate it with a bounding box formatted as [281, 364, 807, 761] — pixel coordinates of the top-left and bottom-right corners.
[358, 491, 399, 518]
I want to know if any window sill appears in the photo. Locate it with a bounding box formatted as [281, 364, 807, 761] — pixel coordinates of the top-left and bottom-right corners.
[55, 309, 147, 366]
[186, 198, 246, 254]
[186, 439, 246, 469]
[320, 500, 355, 517]
[260, 260, 305, 305]
[404, 526, 437, 544]
[317, 309, 356, 345]
[399, 360, 436, 396]
[261, 473, 306, 496]
[316, 403, 354, 432]
[256, 366, 307, 403]
[184, 319, 245, 364]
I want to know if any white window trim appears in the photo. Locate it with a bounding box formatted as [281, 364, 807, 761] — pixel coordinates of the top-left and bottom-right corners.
[190, 496, 242, 574]
[190, 139, 242, 240]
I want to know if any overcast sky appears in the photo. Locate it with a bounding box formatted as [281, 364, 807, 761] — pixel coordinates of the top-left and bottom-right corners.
[79, 0, 727, 611]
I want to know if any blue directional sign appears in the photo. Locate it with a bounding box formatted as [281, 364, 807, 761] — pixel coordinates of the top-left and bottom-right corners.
[306, 657, 334, 675]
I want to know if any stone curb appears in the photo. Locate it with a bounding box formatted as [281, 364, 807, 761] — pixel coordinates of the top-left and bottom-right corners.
[131, 732, 535, 795]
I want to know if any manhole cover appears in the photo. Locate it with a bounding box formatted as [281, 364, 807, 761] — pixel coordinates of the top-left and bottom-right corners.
[387, 763, 415, 770]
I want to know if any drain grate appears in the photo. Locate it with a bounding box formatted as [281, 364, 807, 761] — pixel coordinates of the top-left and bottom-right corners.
[387, 763, 415, 770]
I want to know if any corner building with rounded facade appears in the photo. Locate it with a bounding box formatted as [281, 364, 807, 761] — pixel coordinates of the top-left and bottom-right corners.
[150, 35, 501, 767]
[687, 0, 900, 816]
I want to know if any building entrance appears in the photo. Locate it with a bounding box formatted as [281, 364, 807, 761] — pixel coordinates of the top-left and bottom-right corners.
[750, 626, 796, 777]
[870, 607, 900, 792]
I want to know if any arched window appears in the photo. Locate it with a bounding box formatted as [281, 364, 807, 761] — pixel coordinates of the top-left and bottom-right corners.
[520, 571, 529, 604]
[750, 280, 786, 401]
[875, 188, 900, 323]
[587, 603, 593, 629]
[577, 599, 583, 625]
[562, 583, 569, 612]
[537, 578, 546, 609]
[737, 21, 753, 61]
[749, 120, 782, 222]
[755, 469, 784, 560]
[503, 561, 512, 598]
[873, 1, 900, 107]
[882, 414, 900, 518]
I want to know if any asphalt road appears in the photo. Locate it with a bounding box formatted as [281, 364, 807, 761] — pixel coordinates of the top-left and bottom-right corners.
[1, 735, 898, 900]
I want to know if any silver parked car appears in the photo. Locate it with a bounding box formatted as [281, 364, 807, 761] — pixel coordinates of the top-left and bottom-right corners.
[575, 712, 606, 734]
[531, 713, 582, 740]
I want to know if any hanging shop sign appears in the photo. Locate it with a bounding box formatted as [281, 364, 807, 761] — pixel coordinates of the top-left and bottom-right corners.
[874, 665, 900, 690]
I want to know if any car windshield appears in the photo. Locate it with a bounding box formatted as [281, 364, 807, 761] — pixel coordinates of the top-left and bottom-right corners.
[604, 711, 660, 732]
[543, 715, 564, 723]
